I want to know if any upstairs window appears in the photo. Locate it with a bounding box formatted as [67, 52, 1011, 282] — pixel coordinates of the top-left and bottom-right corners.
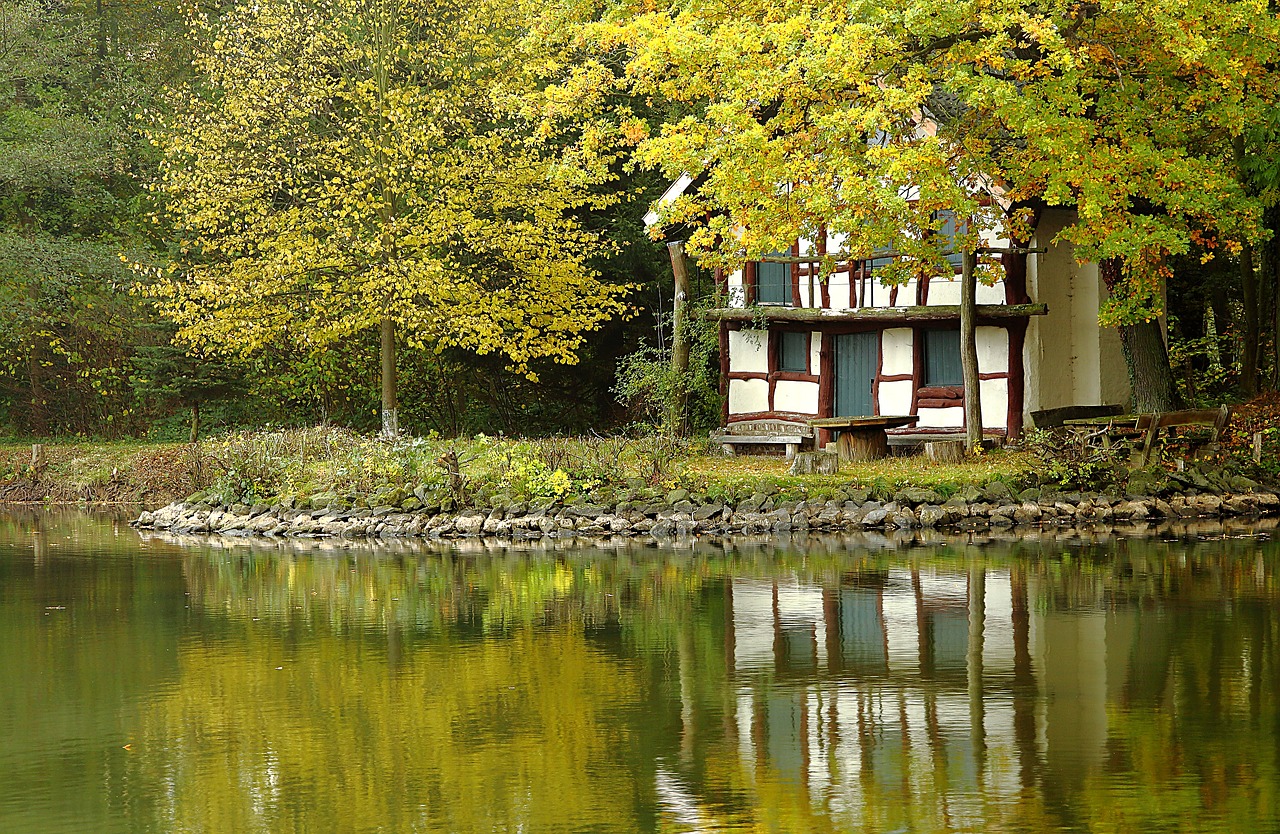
[923, 328, 962, 386]
[936, 211, 965, 269]
[756, 250, 791, 305]
[777, 331, 809, 372]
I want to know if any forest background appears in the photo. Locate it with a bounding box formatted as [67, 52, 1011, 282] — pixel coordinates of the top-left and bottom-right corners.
[1, 0, 1277, 443]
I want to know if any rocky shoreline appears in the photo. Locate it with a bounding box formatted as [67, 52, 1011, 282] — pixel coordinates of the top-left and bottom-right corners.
[132, 479, 1280, 540]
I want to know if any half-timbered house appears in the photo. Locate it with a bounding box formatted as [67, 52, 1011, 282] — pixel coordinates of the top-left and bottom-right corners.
[650, 179, 1131, 450]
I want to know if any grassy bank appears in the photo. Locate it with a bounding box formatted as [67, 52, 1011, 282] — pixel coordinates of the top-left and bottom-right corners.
[6, 412, 1275, 512]
[0, 429, 1042, 509]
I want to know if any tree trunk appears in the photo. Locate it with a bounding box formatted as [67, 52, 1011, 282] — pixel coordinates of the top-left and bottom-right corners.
[836, 429, 889, 462]
[1240, 244, 1259, 396]
[1101, 259, 1183, 412]
[189, 403, 201, 444]
[789, 450, 840, 475]
[380, 316, 398, 438]
[960, 250, 982, 453]
[667, 241, 691, 436]
[926, 441, 965, 463]
[1118, 319, 1183, 412]
[27, 278, 47, 436]
[1265, 205, 1280, 389]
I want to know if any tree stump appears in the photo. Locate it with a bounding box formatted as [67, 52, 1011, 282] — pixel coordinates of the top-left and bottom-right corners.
[837, 429, 889, 462]
[789, 451, 840, 475]
[925, 441, 964, 464]
[30, 444, 46, 471]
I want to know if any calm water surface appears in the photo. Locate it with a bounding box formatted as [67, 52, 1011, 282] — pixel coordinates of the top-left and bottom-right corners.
[2, 509, 1279, 833]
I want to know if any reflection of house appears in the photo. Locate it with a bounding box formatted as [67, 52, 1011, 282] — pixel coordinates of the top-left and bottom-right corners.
[651, 178, 1131, 443]
[698, 568, 1135, 829]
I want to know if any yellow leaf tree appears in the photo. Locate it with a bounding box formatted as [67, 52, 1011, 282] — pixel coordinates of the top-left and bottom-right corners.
[147, 0, 630, 435]
[535, 0, 1279, 410]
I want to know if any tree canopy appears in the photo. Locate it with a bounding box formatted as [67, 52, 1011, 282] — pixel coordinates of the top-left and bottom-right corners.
[539, 0, 1279, 324]
[145, 0, 632, 378]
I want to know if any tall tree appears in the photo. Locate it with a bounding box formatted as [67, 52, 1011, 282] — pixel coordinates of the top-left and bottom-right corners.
[0, 0, 170, 435]
[539, 0, 1280, 411]
[146, 0, 631, 437]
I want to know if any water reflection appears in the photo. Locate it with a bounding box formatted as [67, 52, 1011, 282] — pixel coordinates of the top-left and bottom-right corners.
[1, 513, 1279, 832]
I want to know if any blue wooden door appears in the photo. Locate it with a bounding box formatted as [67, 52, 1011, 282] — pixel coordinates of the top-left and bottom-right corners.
[835, 332, 877, 416]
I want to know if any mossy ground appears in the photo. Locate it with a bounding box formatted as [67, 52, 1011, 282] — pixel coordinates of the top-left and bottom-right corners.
[0, 430, 1041, 508]
[5, 399, 1273, 510]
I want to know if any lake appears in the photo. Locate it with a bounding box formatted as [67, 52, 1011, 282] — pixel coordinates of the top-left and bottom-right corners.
[2, 509, 1278, 833]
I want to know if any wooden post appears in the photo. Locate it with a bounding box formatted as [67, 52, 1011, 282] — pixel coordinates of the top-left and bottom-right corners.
[189, 403, 201, 444]
[30, 444, 46, 470]
[925, 441, 964, 464]
[668, 241, 691, 436]
[836, 429, 889, 462]
[380, 316, 398, 439]
[961, 250, 983, 454]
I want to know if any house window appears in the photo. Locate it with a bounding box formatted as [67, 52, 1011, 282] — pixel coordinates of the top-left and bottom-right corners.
[756, 251, 791, 305]
[923, 328, 962, 386]
[936, 210, 965, 269]
[778, 331, 809, 372]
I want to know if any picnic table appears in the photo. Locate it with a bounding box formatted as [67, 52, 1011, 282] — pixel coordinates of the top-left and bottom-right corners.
[1064, 406, 1232, 465]
[809, 415, 919, 462]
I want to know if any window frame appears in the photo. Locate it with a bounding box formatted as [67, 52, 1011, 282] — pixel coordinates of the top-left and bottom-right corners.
[775, 330, 810, 374]
[921, 327, 963, 387]
[755, 249, 793, 306]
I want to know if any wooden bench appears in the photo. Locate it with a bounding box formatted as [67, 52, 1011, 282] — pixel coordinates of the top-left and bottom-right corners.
[885, 427, 1006, 452]
[1136, 405, 1233, 465]
[1065, 405, 1233, 465]
[1031, 404, 1124, 429]
[712, 420, 815, 460]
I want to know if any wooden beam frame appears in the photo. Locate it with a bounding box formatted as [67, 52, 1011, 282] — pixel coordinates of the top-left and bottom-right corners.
[705, 303, 1048, 324]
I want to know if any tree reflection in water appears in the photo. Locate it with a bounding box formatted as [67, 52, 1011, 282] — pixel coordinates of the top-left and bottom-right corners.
[2, 514, 1279, 833]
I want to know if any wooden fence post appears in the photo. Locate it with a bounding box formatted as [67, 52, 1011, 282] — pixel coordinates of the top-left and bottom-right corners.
[960, 250, 982, 454]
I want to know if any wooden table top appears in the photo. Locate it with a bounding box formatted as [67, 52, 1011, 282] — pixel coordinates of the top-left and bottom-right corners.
[809, 415, 919, 430]
[1063, 414, 1139, 427]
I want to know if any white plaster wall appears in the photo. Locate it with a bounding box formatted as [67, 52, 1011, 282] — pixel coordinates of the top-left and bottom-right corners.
[879, 379, 914, 415]
[728, 329, 768, 373]
[917, 406, 964, 427]
[981, 378, 1009, 428]
[728, 268, 746, 307]
[775, 380, 819, 414]
[1026, 210, 1077, 414]
[1098, 275, 1131, 406]
[882, 328, 913, 375]
[977, 327, 1009, 374]
[1025, 208, 1133, 419]
[830, 275, 855, 310]
[929, 278, 961, 305]
[978, 226, 1010, 249]
[1070, 258, 1102, 405]
[809, 331, 822, 369]
[728, 378, 770, 414]
[976, 281, 1005, 304]
[892, 279, 918, 307]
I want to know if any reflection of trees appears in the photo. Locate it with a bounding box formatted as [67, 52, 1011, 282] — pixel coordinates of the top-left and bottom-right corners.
[0, 517, 186, 833]
[9, 512, 1280, 832]
[158, 524, 1280, 832]
[125, 627, 644, 833]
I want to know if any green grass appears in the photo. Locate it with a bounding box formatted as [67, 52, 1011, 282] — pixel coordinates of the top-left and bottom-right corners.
[2, 428, 1043, 507]
[684, 450, 1040, 499]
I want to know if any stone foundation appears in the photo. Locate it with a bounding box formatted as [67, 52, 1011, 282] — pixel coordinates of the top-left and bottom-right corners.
[133, 484, 1280, 540]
